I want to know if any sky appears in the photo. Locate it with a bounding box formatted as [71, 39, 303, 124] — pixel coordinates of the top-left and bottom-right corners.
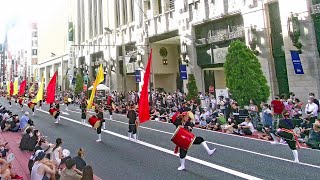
[0, 0, 42, 42]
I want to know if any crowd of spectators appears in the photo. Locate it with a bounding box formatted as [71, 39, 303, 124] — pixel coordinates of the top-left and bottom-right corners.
[99, 90, 320, 150]
[0, 102, 95, 180]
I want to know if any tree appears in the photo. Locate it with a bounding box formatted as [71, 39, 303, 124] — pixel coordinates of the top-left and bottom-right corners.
[224, 40, 270, 107]
[74, 73, 84, 96]
[186, 74, 199, 101]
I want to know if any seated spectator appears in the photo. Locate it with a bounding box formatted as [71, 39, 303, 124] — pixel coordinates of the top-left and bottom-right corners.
[22, 119, 34, 134]
[234, 117, 255, 135]
[0, 158, 11, 179]
[60, 158, 82, 180]
[199, 116, 207, 129]
[82, 165, 94, 180]
[31, 151, 56, 180]
[19, 128, 33, 150]
[19, 111, 30, 130]
[60, 149, 71, 169]
[150, 109, 160, 120]
[0, 142, 9, 158]
[306, 120, 320, 149]
[258, 126, 272, 141]
[50, 138, 64, 166]
[25, 129, 40, 151]
[73, 148, 86, 171]
[222, 118, 238, 134]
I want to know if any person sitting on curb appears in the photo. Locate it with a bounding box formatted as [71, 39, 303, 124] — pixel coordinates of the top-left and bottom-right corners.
[31, 151, 56, 180]
[73, 148, 86, 172]
[306, 119, 320, 149]
[60, 158, 82, 180]
[234, 117, 255, 135]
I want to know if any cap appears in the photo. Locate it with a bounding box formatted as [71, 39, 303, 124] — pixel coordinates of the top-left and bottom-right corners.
[62, 149, 70, 157]
[35, 151, 46, 161]
[25, 111, 29, 115]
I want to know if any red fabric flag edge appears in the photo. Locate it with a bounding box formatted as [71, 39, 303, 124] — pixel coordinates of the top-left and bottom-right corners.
[18, 80, 27, 96]
[46, 71, 57, 104]
[10, 82, 13, 96]
[138, 49, 152, 124]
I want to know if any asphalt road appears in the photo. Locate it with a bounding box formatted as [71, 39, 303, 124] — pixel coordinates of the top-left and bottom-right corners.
[2, 98, 320, 180]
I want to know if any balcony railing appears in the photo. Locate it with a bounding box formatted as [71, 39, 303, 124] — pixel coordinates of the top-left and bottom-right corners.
[311, 3, 320, 14]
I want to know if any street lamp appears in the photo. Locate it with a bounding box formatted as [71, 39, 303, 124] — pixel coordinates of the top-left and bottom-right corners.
[181, 41, 189, 65]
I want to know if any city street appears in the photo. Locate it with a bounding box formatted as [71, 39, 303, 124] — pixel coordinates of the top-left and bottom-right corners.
[1, 98, 320, 180]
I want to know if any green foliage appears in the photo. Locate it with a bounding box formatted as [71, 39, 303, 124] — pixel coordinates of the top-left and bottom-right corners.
[224, 40, 270, 107]
[74, 73, 84, 96]
[186, 74, 199, 101]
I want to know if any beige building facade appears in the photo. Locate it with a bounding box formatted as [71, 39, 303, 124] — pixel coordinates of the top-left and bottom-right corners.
[30, 0, 320, 100]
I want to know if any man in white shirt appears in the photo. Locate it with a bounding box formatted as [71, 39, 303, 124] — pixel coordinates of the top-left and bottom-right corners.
[305, 97, 318, 119]
[235, 117, 255, 135]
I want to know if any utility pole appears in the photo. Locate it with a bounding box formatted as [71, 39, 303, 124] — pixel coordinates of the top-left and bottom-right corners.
[134, 0, 153, 106]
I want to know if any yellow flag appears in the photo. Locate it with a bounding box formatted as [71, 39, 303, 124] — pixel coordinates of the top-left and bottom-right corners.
[32, 76, 45, 103]
[87, 64, 104, 109]
[13, 78, 18, 95]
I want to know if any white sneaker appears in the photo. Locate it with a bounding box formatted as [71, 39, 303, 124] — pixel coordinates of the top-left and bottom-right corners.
[271, 141, 279, 145]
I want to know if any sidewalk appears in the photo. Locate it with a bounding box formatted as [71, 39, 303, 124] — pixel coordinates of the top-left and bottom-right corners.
[0, 131, 102, 180]
[0, 131, 32, 180]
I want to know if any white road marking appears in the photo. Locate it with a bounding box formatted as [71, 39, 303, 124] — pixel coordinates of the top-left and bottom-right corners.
[105, 119, 320, 169]
[60, 111, 69, 115]
[35, 108, 262, 180]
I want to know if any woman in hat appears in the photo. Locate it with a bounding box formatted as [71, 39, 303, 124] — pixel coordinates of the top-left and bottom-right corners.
[173, 111, 216, 171]
[127, 103, 138, 141]
[270, 111, 300, 163]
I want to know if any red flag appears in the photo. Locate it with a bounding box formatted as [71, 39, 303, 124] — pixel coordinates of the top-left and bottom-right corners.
[10, 81, 13, 96]
[18, 80, 27, 96]
[46, 71, 57, 104]
[138, 49, 152, 124]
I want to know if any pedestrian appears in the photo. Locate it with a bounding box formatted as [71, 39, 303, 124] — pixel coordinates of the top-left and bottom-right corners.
[82, 165, 94, 180]
[127, 103, 138, 141]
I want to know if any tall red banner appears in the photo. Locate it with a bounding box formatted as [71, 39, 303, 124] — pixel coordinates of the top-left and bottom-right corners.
[18, 80, 27, 96]
[10, 81, 13, 96]
[138, 49, 152, 124]
[46, 71, 57, 104]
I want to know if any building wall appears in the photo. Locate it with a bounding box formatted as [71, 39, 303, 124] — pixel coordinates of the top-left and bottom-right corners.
[278, 0, 320, 99]
[71, 0, 320, 101]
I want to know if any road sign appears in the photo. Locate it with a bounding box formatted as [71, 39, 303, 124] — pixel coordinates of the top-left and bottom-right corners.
[179, 65, 187, 80]
[135, 70, 141, 82]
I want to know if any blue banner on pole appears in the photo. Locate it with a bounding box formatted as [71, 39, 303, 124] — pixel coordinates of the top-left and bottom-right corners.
[179, 65, 187, 80]
[135, 70, 141, 82]
[290, 50, 304, 74]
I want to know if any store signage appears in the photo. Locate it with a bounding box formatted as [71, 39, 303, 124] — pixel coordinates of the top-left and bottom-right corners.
[135, 70, 141, 82]
[179, 65, 187, 80]
[290, 50, 304, 74]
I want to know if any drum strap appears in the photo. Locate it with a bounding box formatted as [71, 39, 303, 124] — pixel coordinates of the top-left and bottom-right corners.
[174, 146, 179, 154]
[280, 128, 301, 149]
